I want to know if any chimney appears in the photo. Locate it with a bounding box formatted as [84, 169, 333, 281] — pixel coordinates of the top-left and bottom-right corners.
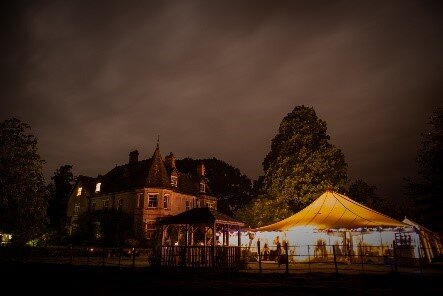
[129, 150, 139, 164]
[197, 162, 205, 177]
[165, 152, 176, 170]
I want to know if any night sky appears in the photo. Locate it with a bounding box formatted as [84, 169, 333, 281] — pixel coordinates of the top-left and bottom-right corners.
[1, 0, 441, 201]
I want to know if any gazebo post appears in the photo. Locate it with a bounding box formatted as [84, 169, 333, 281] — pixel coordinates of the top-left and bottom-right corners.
[226, 225, 230, 246]
[213, 223, 217, 245]
[237, 226, 242, 268]
[185, 224, 188, 246]
[159, 225, 164, 267]
[161, 225, 164, 246]
[212, 222, 216, 267]
[185, 224, 189, 267]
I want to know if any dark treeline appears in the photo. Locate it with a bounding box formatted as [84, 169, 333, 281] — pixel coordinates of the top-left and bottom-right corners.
[1, 106, 441, 245]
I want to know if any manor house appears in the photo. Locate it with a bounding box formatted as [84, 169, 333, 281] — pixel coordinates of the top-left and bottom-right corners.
[66, 144, 217, 238]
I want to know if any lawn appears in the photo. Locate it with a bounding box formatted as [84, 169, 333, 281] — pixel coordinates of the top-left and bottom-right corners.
[1, 262, 441, 295]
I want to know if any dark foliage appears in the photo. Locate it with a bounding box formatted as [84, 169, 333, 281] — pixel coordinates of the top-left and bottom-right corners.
[0, 118, 49, 245]
[347, 179, 398, 218]
[47, 164, 74, 234]
[238, 106, 348, 227]
[405, 107, 443, 231]
[176, 157, 254, 215]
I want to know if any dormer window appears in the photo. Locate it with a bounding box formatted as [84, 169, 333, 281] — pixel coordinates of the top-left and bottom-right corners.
[76, 187, 82, 196]
[199, 182, 205, 193]
[171, 175, 178, 187]
[95, 182, 101, 193]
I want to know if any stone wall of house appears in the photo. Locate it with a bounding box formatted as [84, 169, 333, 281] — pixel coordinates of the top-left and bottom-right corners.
[67, 184, 217, 239]
[66, 186, 90, 234]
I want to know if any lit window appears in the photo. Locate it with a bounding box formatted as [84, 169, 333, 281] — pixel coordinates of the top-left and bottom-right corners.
[185, 200, 190, 211]
[76, 187, 82, 196]
[103, 200, 109, 210]
[74, 205, 80, 216]
[144, 222, 155, 239]
[163, 195, 169, 209]
[171, 176, 178, 187]
[206, 203, 214, 209]
[91, 202, 96, 211]
[148, 194, 158, 208]
[95, 182, 101, 192]
[199, 182, 205, 193]
[137, 194, 143, 208]
[117, 199, 123, 211]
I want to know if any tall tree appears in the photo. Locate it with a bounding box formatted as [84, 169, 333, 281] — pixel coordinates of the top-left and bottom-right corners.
[348, 179, 397, 218]
[348, 179, 378, 208]
[176, 158, 254, 215]
[405, 107, 443, 231]
[47, 164, 74, 234]
[0, 118, 49, 245]
[238, 106, 348, 227]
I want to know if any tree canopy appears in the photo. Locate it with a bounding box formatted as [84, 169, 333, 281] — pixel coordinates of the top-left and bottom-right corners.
[348, 179, 397, 218]
[176, 157, 254, 215]
[405, 107, 443, 231]
[237, 106, 348, 227]
[0, 118, 49, 244]
[47, 164, 74, 234]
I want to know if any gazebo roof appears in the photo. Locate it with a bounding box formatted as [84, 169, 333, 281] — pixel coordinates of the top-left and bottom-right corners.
[158, 207, 244, 226]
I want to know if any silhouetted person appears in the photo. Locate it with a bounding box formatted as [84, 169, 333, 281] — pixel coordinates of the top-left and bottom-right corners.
[263, 243, 270, 261]
[276, 239, 282, 267]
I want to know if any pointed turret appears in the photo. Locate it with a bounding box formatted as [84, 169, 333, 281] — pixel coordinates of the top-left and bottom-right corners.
[147, 142, 170, 188]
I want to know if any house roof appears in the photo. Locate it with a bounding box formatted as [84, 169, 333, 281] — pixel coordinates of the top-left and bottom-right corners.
[158, 207, 244, 226]
[254, 191, 408, 231]
[101, 159, 151, 193]
[74, 175, 96, 195]
[147, 144, 171, 188]
[83, 145, 211, 196]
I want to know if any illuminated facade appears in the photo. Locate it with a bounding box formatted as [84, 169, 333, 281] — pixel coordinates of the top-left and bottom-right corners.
[66, 144, 217, 239]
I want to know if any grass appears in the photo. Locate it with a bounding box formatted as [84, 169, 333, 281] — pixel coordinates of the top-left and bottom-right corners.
[1, 262, 441, 295]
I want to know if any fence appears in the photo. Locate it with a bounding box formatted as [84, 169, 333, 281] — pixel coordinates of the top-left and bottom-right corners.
[161, 245, 241, 269]
[0, 245, 152, 268]
[239, 241, 429, 275]
[1, 242, 440, 275]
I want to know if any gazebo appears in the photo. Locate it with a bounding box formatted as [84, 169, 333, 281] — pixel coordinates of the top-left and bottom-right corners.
[158, 207, 245, 268]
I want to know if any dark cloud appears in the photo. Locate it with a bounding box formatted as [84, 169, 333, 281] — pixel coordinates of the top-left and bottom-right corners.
[1, 0, 441, 200]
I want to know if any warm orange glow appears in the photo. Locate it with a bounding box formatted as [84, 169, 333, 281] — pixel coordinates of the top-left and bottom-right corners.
[255, 191, 407, 231]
